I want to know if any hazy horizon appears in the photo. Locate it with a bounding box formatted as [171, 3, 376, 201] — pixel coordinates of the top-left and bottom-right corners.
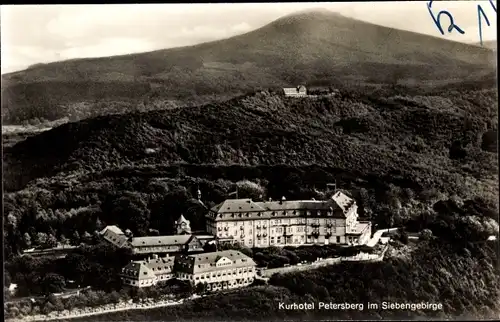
[1, 2, 497, 74]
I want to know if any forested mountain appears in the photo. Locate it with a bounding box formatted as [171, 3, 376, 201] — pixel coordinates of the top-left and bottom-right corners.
[4, 84, 498, 258]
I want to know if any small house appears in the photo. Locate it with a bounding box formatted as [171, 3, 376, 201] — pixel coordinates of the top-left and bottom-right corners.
[8, 283, 18, 295]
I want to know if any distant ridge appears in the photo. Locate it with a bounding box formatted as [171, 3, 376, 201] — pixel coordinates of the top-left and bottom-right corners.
[1, 9, 495, 124]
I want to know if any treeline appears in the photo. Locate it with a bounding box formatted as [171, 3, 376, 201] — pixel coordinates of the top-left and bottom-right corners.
[1, 81, 241, 125]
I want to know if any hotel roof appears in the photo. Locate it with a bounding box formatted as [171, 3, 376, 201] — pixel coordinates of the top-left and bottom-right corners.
[346, 222, 371, 236]
[130, 234, 194, 247]
[141, 256, 175, 275]
[175, 214, 190, 224]
[99, 225, 124, 235]
[121, 262, 156, 280]
[121, 255, 175, 280]
[256, 200, 338, 211]
[211, 199, 265, 213]
[177, 250, 256, 274]
[101, 229, 129, 248]
[209, 193, 356, 221]
[331, 191, 355, 213]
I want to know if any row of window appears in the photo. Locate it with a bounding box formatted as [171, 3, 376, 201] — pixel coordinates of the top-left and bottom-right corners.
[240, 235, 344, 246]
[177, 267, 255, 280]
[123, 279, 154, 286]
[218, 226, 338, 238]
[217, 220, 342, 229]
[205, 278, 254, 289]
[123, 275, 258, 288]
[151, 266, 172, 272]
[195, 267, 255, 280]
[135, 246, 182, 252]
[217, 210, 339, 218]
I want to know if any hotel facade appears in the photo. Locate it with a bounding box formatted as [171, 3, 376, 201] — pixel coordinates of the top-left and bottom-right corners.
[175, 250, 256, 292]
[206, 191, 371, 248]
[120, 250, 256, 291]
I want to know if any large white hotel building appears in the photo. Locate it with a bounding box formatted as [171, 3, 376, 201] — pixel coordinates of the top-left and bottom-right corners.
[206, 191, 371, 248]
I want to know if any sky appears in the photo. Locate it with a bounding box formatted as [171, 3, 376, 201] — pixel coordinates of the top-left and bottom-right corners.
[1, 1, 497, 74]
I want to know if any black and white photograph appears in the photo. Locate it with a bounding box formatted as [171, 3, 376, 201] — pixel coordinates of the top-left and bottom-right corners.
[1, 1, 498, 321]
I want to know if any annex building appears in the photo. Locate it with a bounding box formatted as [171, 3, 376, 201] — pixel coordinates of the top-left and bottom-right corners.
[120, 250, 256, 290]
[206, 191, 371, 248]
[121, 254, 175, 288]
[100, 215, 215, 256]
[175, 250, 257, 291]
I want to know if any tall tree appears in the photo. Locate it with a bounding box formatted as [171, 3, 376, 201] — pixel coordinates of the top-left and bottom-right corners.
[35, 232, 48, 246]
[60, 234, 68, 246]
[95, 218, 104, 231]
[72, 231, 81, 245]
[23, 232, 32, 249]
[41, 274, 66, 294]
[46, 234, 58, 248]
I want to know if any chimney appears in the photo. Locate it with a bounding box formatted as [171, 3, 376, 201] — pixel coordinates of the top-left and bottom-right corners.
[269, 198, 272, 202]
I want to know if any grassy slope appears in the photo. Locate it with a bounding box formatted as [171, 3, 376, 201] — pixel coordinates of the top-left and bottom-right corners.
[1, 10, 495, 123]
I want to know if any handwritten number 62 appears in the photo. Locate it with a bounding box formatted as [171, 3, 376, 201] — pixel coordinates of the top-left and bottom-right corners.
[427, 0, 465, 35]
[478, 0, 497, 46]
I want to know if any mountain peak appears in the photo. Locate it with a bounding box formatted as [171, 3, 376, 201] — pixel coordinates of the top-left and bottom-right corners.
[266, 7, 350, 31]
[288, 8, 340, 16]
[279, 8, 344, 21]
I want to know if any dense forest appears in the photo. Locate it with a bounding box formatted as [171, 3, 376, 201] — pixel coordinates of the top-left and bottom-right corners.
[3, 79, 498, 320]
[3, 82, 497, 228]
[3, 83, 498, 256]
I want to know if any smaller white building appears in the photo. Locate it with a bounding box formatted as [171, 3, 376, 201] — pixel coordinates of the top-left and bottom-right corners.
[99, 225, 129, 248]
[120, 254, 175, 288]
[283, 85, 307, 97]
[8, 283, 18, 295]
[174, 250, 257, 292]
